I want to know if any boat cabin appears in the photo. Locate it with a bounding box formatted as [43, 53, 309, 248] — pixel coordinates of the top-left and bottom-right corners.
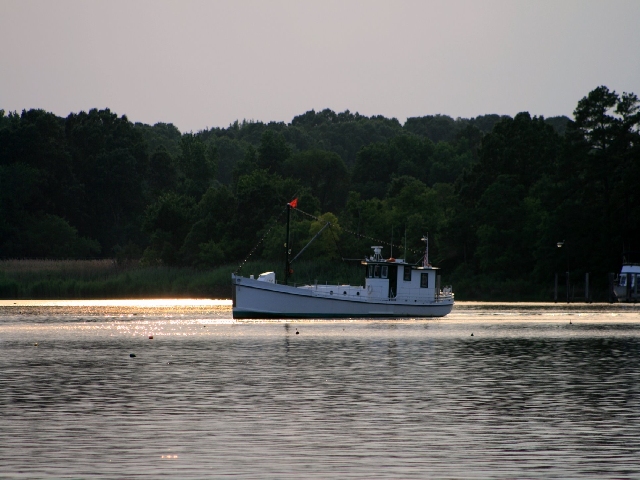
[362, 246, 442, 302]
[617, 264, 640, 290]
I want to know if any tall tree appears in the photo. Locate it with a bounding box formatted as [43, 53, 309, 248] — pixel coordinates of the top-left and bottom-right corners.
[562, 86, 640, 270]
[257, 130, 291, 174]
[283, 150, 349, 212]
[177, 133, 217, 199]
[65, 108, 149, 253]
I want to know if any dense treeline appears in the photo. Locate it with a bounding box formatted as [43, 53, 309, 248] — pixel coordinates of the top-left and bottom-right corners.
[1, 85, 638, 299]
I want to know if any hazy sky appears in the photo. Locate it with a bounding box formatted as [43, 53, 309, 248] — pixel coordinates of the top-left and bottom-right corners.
[2, 0, 639, 132]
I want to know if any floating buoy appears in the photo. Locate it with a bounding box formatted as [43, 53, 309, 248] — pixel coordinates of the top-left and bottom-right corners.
[470, 333, 474, 337]
[33, 342, 38, 346]
[130, 353, 136, 357]
[569, 320, 572, 325]
[149, 335, 153, 339]
[296, 329, 299, 335]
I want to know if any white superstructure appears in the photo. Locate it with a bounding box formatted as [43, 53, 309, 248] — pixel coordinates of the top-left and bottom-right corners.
[614, 262, 640, 302]
[232, 246, 454, 319]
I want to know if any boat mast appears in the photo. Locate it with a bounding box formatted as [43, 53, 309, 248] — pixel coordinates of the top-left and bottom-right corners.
[284, 198, 298, 284]
[422, 234, 429, 267]
[404, 227, 407, 262]
[284, 202, 291, 285]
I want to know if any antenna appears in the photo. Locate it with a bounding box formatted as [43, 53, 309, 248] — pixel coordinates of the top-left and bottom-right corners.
[421, 234, 429, 267]
[404, 226, 407, 262]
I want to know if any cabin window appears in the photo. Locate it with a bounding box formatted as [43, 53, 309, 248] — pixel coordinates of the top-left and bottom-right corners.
[381, 266, 388, 278]
[374, 265, 380, 278]
[621, 274, 637, 287]
[420, 273, 429, 288]
[368, 265, 374, 278]
[403, 266, 412, 281]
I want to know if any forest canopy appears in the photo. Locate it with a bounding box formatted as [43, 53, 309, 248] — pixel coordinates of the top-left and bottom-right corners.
[1, 85, 638, 298]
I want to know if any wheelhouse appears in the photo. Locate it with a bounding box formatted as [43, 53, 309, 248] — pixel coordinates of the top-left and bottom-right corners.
[362, 246, 444, 302]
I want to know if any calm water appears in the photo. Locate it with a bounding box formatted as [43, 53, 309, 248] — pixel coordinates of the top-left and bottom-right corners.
[1, 300, 639, 478]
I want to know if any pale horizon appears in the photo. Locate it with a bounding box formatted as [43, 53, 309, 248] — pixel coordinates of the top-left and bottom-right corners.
[2, 0, 639, 132]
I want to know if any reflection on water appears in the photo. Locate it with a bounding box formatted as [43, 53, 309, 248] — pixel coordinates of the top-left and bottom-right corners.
[1, 301, 639, 478]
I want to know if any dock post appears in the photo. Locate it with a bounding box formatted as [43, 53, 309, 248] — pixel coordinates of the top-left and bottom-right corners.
[608, 272, 615, 303]
[585, 273, 589, 303]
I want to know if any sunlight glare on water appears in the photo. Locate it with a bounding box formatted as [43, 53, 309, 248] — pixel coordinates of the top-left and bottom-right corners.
[1, 301, 639, 478]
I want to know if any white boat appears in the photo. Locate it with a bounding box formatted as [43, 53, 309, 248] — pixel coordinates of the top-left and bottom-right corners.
[232, 202, 454, 319]
[613, 254, 640, 302]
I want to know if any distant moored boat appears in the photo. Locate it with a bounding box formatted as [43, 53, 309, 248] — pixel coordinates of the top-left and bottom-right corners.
[613, 252, 640, 302]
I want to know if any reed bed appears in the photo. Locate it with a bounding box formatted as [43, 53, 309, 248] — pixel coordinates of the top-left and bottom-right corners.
[0, 258, 365, 299]
[0, 259, 118, 276]
[4, 259, 590, 301]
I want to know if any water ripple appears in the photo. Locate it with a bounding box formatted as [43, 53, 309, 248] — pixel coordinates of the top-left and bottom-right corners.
[0, 302, 639, 477]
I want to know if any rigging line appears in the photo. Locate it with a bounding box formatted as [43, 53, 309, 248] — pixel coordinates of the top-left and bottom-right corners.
[290, 222, 330, 264]
[288, 207, 347, 262]
[234, 206, 286, 275]
[291, 206, 422, 255]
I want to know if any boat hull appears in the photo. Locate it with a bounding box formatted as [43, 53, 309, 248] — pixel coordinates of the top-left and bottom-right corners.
[232, 276, 454, 319]
[613, 285, 639, 302]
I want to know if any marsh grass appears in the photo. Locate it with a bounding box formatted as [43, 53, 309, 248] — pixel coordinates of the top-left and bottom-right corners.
[0, 258, 366, 299]
[4, 258, 592, 301]
[0, 259, 118, 277]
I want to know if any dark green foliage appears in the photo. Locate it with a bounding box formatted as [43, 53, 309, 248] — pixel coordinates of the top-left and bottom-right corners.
[0, 110, 75, 220]
[404, 114, 459, 143]
[283, 150, 349, 211]
[545, 116, 571, 135]
[404, 114, 510, 144]
[289, 109, 404, 167]
[134, 122, 182, 158]
[213, 136, 250, 185]
[231, 169, 308, 258]
[469, 114, 511, 134]
[18, 215, 100, 259]
[351, 135, 434, 199]
[456, 113, 563, 282]
[142, 193, 195, 265]
[557, 86, 640, 275]
[148, 146, 178, 195]
[177, 133, 217, 199]
[2, 86, 638, 301]
[257, 130, 291, 174]
[64, 108, 149, 253]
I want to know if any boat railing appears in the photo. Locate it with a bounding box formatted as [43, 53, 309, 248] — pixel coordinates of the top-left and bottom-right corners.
[437, 286, 454, 302]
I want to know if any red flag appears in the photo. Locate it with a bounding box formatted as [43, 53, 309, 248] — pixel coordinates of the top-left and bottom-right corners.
[288, 198, 298, 208]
